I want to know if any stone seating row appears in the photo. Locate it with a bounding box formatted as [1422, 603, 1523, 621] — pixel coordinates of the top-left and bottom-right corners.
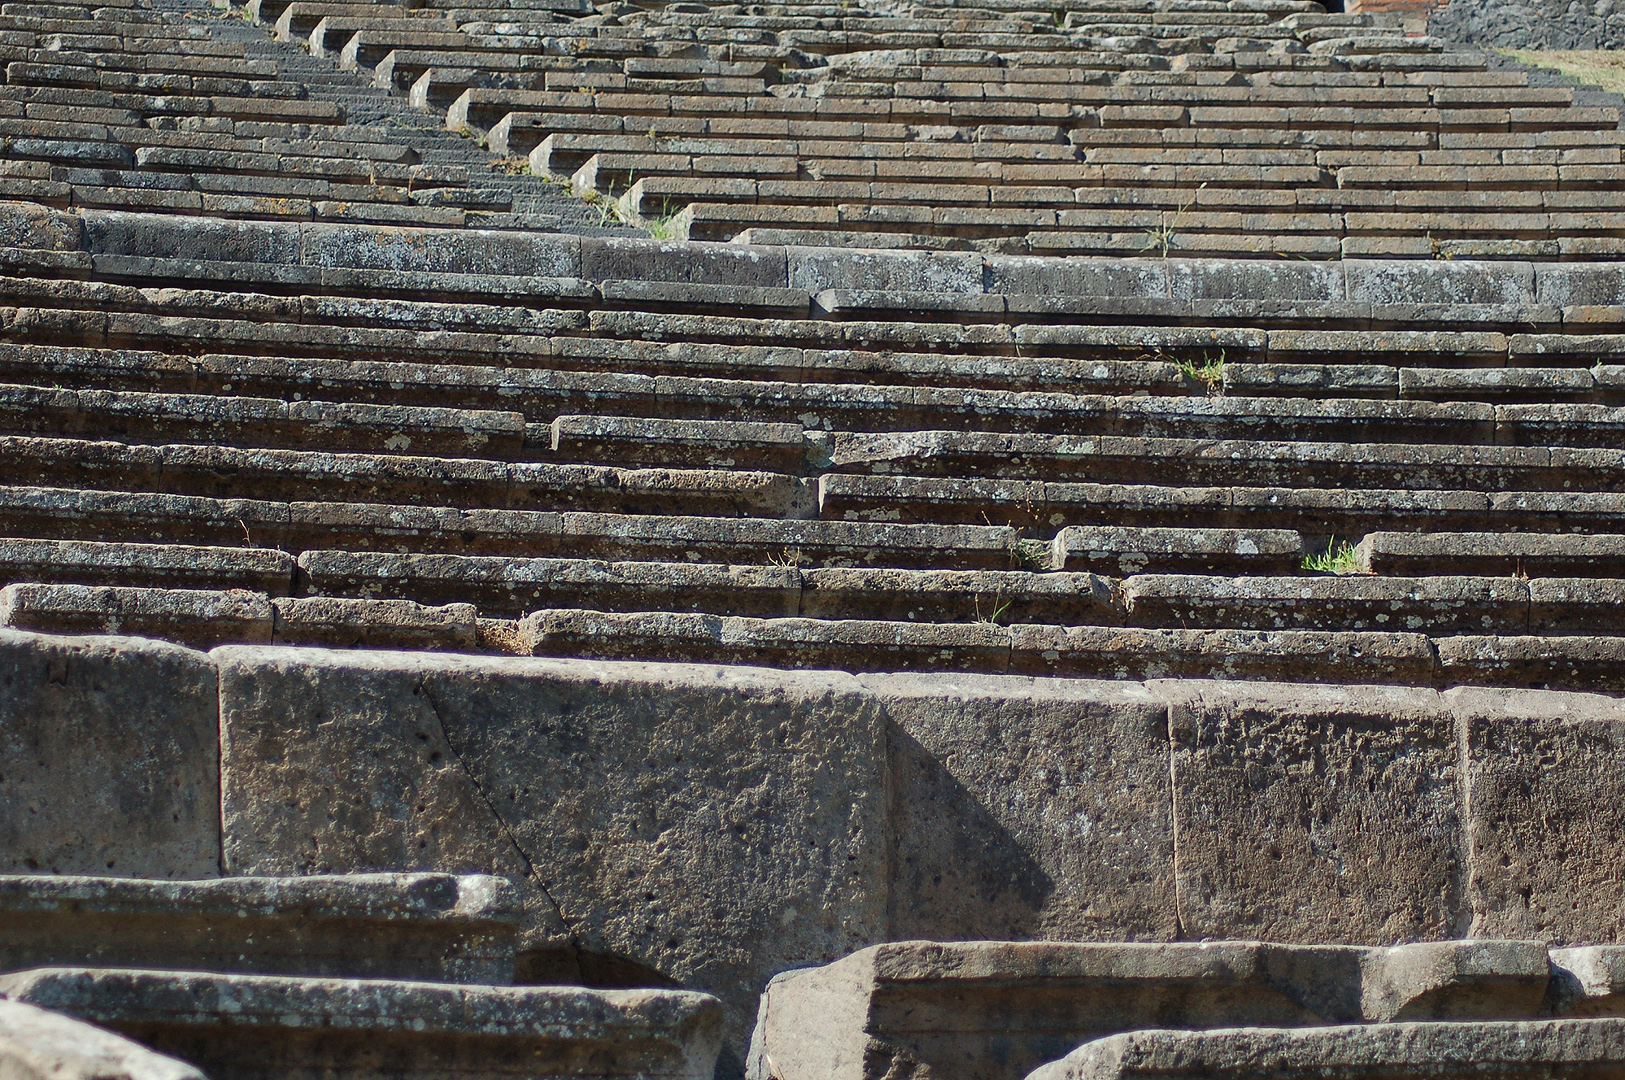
[0, 0, 491, 224]
[16, 547, 1625, 636]
[13, 582, 1614, 688]
[0, 872, 725, 1080]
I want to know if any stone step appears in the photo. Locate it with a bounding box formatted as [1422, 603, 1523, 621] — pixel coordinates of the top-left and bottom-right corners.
[1356, 531, 1625, 577]
[0, 873, 522, 983]
[1025, 1020, 1625, 1080]
[1119, 574, 1625, 635]
[0, 487, 1025, 568]
[0, 968, 726, 1080]
[0, 582, 480, 649]
[521, 606, 1567, 686]
[747, 940, 1563, 1080]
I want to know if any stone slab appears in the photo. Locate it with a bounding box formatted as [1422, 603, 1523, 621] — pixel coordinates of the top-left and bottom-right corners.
[748, 939, 1557, 1080]
[1447, 686, 1625, 943]
[0, 872, 521, 984]
[1026, 1019, 1625, 1080]
[859, 673, 1177, 943]
[0, 998, 203, 1080]
[1157, 681, 1462, 943]
[0, 629, 218, 879]
[214, 647, 889, 1066]
[0, 968, 724, 1080]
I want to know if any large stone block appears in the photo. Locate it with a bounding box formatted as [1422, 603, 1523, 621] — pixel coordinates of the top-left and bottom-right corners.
[215, 648, 889, 1061]
[79, 211, 299, 265]
[860, 673, 1177, 942]
[0, 629, 219, 879]
[1447, 686, 1625, 942]
[1158, 681, 1461, 943]
[299, 223, 579, 277]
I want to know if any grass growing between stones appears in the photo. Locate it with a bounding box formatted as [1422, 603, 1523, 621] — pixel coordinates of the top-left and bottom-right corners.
[1497, 49, 1625, 94]
[1304, 538, 1359, 574]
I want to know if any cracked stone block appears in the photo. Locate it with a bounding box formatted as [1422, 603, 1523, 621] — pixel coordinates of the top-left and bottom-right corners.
[214, 647, 888, 1065]
[0, 629, 219, 880]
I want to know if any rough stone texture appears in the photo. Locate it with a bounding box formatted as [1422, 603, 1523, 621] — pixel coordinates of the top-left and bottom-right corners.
[0, 968, 724, 1080]
[747, 940, 1567, 1080]
[859, 674, 1178, 943]
[214, 647, 888, 1065]
[1447, 686, 1625, 943]
[1159, 681, 1463, 943]
[1026, 1019, 1625, 1080]
[0, 629, 219, 879]
[0, 999, 204, 1080]
[0, 873, 521, 985]
[1432, 0, 1625, 50]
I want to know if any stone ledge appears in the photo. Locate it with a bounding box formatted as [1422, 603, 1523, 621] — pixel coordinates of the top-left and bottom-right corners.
[6, 202, 1625, 308]
[0, 967, 726, 1080]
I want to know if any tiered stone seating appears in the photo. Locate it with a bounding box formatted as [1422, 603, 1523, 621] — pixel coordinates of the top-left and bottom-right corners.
[0, 872, 727, 1080]
[9, 0, 1625, 1073]
[198, 0, 1625, 257]
[0, 206, 1624, 687]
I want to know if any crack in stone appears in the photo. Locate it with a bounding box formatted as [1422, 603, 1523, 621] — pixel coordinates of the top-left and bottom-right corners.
[414, 675, 575, 944]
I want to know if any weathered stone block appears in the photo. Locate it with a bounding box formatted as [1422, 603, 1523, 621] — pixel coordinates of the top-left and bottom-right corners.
[0, 201, 83, 252]
[1447, 686, 1625, 943]
[860, 673, 1177, 942]
[0, 998, 203, 1080]
[299, 223, 579, 277]
[215, 648, 888, 1060]
[0, 629, 218, 879]
[1158, 681, 1461, 943]
[787, 247, 983, 294]
[582, 236, 785, 287]
[80, 211, 299, 265]
[0, 873, 521, 984]
[747, 939, 1559, 1080]
[1026, 1019, 1625, 1080]
[0, 968, 724, 1080]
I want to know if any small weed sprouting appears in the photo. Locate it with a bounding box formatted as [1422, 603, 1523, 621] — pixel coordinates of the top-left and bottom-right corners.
[1176, 349, 1225, 395]
[765, 547, 804, 569]
[974, 594, 1013, 625]
[1142, 182, 1206, 258]
[1304, 538, 1359, 574]
[648, 213, 683, 240]
[1009, 537, 1049, 571]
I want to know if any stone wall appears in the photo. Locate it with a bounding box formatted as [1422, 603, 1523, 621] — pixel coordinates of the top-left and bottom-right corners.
[12, 628, 1625, 1062]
